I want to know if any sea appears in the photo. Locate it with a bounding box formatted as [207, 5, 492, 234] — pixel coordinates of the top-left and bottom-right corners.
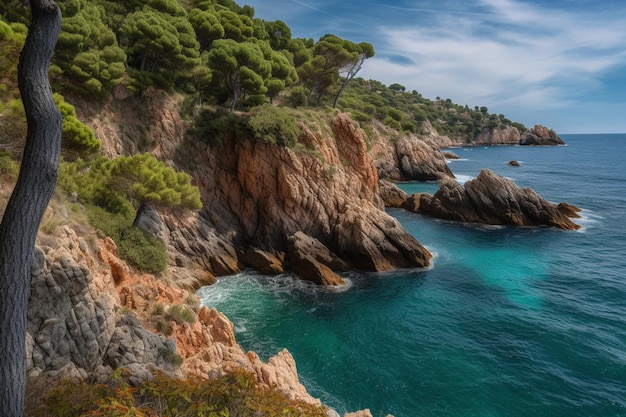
[197, 134, 626, 417]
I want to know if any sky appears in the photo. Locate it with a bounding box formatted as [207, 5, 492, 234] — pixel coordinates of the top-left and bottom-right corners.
[243, 0, 626, 133]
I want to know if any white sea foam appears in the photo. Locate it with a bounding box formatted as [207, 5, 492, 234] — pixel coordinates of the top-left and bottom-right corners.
[574, 208, 603, 233]
[455, 174, 474, 184]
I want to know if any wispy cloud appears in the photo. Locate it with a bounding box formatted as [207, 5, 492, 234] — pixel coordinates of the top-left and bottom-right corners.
[359, 0, 626, 130]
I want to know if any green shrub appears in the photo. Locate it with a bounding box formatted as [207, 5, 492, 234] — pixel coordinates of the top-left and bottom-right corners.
[350, 109, 371, 122]
[117, 227, 168, 275]
[53, 93, 101, 153]
[247, 104, 300, 147]
[166, 304, 195, 325]
[0, 150, 19, 178]
[155, 318, 173, 336]
[287, 85, 308, 107]
[191, 107, 247, 146]
[38, 369, 328, 417]
[159, 346, 183, 367]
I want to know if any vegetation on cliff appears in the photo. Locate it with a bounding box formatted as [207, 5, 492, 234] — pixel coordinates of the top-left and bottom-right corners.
[32, 369, 327, 417]
[0, 0, 535, 415]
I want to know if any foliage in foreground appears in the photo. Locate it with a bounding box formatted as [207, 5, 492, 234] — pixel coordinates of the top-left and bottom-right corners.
[35, 369, 328, 417]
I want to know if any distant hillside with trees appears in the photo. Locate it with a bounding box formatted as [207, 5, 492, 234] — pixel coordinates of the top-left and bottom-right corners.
[1, 0, 526, 146]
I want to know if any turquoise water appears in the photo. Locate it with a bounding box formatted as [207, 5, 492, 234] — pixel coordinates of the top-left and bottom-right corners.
[198, 135, 626, 416]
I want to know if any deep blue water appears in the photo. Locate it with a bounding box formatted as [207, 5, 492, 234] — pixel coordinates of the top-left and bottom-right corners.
[198, 134, 626, 417]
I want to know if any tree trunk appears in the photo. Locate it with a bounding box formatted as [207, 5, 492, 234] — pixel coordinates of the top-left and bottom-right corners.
[0, 1, 62, 416]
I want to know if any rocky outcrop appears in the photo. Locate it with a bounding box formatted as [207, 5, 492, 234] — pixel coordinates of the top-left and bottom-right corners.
[173, 112, 433, 281]
[287, 231, 350, 286]
[27, 226, 173, 383]
[520, 125, 564, 146]
[27, 225, 322, 405]
[379, 179, 409, 208]
[475, 125, 521, 145]
[415, 169, 580, 230]
[372, 132, 454, 181]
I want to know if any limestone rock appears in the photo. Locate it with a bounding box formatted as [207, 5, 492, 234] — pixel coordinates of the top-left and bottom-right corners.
[416, 169, 580, 230]
[28, 228, 117, 380]
[520, 125, 564, 146]
[104, 314, 178, 385]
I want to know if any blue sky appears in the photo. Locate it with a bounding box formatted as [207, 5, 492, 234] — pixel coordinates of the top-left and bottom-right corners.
[244, 0, 626, 133]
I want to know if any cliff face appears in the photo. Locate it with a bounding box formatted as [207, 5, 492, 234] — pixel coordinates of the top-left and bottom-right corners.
[370, 121, 454, 181]
[28, 224, 319, 405]
[475, 126, 521, 145]
[141, 112, 432, 281]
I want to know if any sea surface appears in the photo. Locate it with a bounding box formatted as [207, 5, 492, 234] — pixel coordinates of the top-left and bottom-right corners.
[198, 134, 626, 417]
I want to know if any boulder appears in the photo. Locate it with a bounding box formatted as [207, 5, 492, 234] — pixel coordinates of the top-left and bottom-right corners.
[416, 169, 580, 230]
[379, 179, 408, 208]
[443, 151, 460, 159]
[520, 125, 564, 146]
[508, 160, 520, 167]
[287, 232, 348, 286]
[239, 247, 285, 275]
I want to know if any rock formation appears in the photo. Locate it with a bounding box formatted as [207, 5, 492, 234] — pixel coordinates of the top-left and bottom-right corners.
[27, 224, 322, 405]
[371, 130, 454, 181]
[414, 169, 581, 230]
[475, 125, 521, 145]
[379, 179, 409, 208]
[287, 231, 350, 286]
[520, 125, 565, 146]
[163, 112, 433, 282]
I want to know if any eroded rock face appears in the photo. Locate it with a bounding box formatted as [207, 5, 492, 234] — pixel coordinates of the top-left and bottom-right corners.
[373, 133, 454, 181]
[379, 179, 409, 208]
[520, 125, 564, 146]
[416, 169, 580, 230]
[287, 231, 349, 286]
[475, 125, 521, 145]
[181, 113, 432, 278]
[27, 225, 323, 404]
[27, 227, 171, 384]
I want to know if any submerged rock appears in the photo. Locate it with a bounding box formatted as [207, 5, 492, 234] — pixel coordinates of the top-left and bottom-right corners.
[415, 169, 580, 230]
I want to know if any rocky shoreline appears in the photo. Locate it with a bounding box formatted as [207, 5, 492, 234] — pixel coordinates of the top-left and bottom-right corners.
[23, 90, 580, 415]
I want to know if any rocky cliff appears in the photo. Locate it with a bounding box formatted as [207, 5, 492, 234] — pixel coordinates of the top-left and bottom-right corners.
[27, 222, 319, 405]
[370, 122, 454, 181]
[138, 111, 433, 284]
[520, 125, 565, 146]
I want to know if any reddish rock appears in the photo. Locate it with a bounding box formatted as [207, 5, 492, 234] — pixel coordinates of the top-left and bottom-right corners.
[417, 169, 580, 230]
[379, 179, 408, 208]
[520, 125, 564, 146]
[475, 125, 521, 145]
[288, 232, 348, 286]
[239, 247, 284, 275]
